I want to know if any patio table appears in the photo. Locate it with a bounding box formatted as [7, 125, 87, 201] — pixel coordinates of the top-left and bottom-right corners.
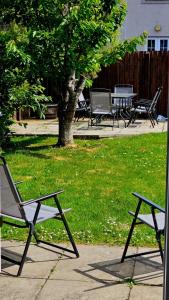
[111, 92, 137, 127]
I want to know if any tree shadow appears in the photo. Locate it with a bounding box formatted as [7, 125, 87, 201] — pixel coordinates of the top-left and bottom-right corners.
[2, 136, 59, 160]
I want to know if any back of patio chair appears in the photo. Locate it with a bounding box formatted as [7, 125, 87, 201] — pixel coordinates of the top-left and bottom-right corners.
[114, 84, 133, 94]
[114, 84, 134, 108]
[149, 86, 162, 112]
[90, 88, 112, 115]
[0, 156, 25, 219]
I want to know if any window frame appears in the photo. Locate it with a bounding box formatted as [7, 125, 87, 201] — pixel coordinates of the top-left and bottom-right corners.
[146, 37, 169, 51]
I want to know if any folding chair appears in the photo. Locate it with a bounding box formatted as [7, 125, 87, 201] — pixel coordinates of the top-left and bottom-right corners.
[89, 88, 117, 128]
[113, 84, 134, 124]
[127, 86, 162, 127]
[121, 192, 165, 263]
[0, 156, 79, 276]
[114, 84, 133, 94]
[74, 92, 90, 122]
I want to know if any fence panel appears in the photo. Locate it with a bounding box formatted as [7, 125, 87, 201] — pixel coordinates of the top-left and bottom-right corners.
[93, 51, 169, 116]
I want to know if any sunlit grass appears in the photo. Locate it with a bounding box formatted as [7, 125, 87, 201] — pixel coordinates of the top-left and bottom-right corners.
[1, 132, 167, 246]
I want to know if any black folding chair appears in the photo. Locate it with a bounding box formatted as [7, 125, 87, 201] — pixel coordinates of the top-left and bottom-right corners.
[127, 86, 162, 127]
[121, 192, 165, 263]
[89, 88, 118, 128]
[74, 92, 90, 122]
[0, 156, 79, 276]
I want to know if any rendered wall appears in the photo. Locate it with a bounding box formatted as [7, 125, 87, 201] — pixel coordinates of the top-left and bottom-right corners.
[122, 0, 169, 48]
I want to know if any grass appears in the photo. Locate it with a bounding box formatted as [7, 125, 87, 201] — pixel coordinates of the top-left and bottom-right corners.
[1, 132, 167, 246]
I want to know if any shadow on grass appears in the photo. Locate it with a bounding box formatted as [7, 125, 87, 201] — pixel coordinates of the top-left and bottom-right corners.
[2, 136, 59, 160]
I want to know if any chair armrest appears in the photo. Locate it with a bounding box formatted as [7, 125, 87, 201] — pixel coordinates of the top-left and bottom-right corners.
[134, 99, 151, 106]
[20, 190, 64, 206]
[132, 192, 165, 213]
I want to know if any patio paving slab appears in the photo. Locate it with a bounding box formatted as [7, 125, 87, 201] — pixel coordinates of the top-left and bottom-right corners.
[0, 241, 163, 300]
[130, 286, 163, 300]
[11, 119, 167, 139]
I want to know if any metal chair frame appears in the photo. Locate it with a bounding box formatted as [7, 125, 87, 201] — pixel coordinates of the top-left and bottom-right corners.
[89, 88, 117, 128]
[113, 84, 134, 122]
[0, 156, 79, 276]
[127, 86, 162, 127]
[121, 192, 165, 264]
[74, 92, 90, 122]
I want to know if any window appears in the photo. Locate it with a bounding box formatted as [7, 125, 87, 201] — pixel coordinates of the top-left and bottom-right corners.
[160, 40, 168, 51]
[148, 39, 155, 51]
[147, 38, 169, 51]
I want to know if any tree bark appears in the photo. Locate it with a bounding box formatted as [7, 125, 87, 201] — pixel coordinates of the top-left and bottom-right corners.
[56, 75, 85, 147]
[57, 105, 74, 146]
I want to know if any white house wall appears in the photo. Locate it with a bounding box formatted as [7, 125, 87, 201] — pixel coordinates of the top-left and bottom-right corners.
[122, 0, 169, 50]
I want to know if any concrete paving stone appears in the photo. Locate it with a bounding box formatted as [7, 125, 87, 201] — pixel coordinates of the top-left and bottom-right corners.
[11, 119, 167, 138]
[133, 248, 163, 286]
[0, 276, 45, 300]
[49, 245, 136, 283]
[1, 241, 62, 278]
[129, 285, 163, 300]
[37, 279, 130, 300]
[0, 242, 165, 300]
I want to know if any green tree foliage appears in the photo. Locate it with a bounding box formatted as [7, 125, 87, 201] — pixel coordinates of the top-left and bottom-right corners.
[0, 0, 147, 147]
[0, 23, 50, 147]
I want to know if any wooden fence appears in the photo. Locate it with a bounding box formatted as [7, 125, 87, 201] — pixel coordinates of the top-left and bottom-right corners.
[92, 51, 169, 116]
[17, 51, 169, 120]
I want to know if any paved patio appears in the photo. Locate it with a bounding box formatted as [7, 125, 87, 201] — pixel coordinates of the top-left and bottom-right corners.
[11, 118, 167, 138]
[1, 241, 163, 300]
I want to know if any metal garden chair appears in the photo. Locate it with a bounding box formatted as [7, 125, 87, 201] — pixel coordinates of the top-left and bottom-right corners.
[89, 88, 117, 127]
[121, 192, 165, 264]
[127, 86, 162, 127]
[0, 156, 79, 276]
[114, 84, 133, 94]
[113, 84, 134, 123]
[74, 92, 90, 122]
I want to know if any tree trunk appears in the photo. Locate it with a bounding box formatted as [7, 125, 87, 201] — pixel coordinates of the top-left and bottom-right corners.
[56, 75, 85, 147]
[56, 91, 77, 147]
[57, 107, 74, 146]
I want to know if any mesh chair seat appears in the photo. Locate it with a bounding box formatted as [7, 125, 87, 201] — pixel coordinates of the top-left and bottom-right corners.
[0, 204, 71, 223]
[24, 203, 71, 223]
[129, 211, 165, 231]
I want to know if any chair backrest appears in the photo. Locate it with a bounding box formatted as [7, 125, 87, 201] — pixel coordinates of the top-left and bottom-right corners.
[89, 89, 112, 114]
[0, 156, 25, 219]
[149, 86, 162, 111]
[76, 92, 87, 109]
[114, 84, 133, 94]
[78, 92, 88, 109]
[113, 85, 133, 107]
[79, 92, 85, 102]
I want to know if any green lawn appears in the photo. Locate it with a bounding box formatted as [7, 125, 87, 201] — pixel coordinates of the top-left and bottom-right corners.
[1, 133, 167, 246]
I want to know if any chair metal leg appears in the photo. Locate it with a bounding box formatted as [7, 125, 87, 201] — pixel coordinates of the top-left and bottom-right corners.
[156, 232, 164, 262]
[127, 111, 136, 127]
[121, 218, 136, 263]
[17, 224, 33, 276]
[148, 112, 155, 127]
[33, 230, 40, 244]
[54, 195, 79, 257]
[60, 213, 79, 257]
